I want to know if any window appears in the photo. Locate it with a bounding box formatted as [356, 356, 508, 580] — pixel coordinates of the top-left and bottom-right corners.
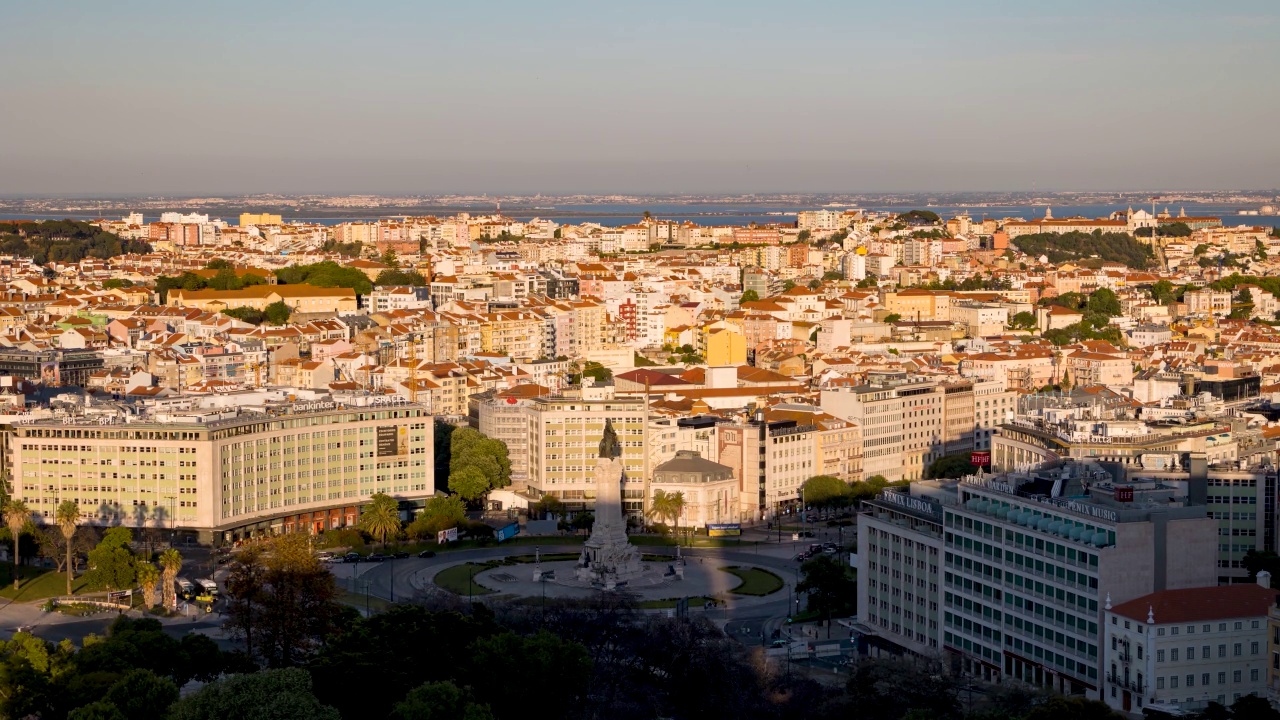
[1202, 674, 1210, 686]
[1252, 642, 1260, 655]
[1203, 645, 1210, 659]
[1219, 672, 1227, 684]
[1234, 643, 1242, 657]
[1233, 671, 1242, 683]
[1251, 669, 1260, 682]
[1157, 650, 1166, 662]
[1186, 675, 1194, 687]
[1157, 677, 1165, 690]
[1171, 676, 1179, 689]
[1171, 649, 1179, 662]
[1186, 647, 1195, 660]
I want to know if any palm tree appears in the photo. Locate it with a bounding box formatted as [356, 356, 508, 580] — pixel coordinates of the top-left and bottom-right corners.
[647, 490, 686, 543]
[159, 548, 183, 612]
[3, 499, 33, 590]
[358, 493, 402, 549]
[55, 500, 82, 595]
[137, 560, 161, 608]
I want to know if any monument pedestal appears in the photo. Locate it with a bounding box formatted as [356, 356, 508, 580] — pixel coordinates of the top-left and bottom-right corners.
[576, 456, 645, 586]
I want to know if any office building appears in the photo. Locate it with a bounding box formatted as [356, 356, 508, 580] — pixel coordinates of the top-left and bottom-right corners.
[5, 395, 433, 543]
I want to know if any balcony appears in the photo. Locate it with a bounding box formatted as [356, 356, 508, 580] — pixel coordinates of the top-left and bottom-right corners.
[1105, 673, 1145, 694]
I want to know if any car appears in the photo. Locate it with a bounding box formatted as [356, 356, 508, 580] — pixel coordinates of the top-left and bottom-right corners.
[343, 552, 362, 562]
[770, 639, 788, 648]
[418, 550, 437, 559]
[392, 551, 409, 559]
[323, 556, 344, 564]
[367, 553, 387, 562]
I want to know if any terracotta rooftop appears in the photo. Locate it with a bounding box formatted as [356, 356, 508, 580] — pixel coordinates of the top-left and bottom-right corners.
[1110, 584, 1276, 624]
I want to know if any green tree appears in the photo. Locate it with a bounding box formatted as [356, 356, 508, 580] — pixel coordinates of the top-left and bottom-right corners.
[1230, 288, 1255, 320]
[159, 548, 183, 612]
[264, 301, 292, 325]
[374, 269, 427, 286]
[380, 249, 399, 268]
[169, 668, 341, 720]
[531, 494, 565, 519]
[740, 289, 759, 303]
[883, 313, 901, 323]
[448, 466, 491, 503]
[67, 702, 127, 720]
[1194, 243, 1211, 256]
[390, 680, 494, 720]
[807, 279, 821, 290]
[581, 361, 612, 383]
[55, 500, 82, 595]
[466, 630, 591, 720]
[797, 554, 857, 620]
[1009, 311, 1037, 330]
[1085, 287, 1121, 317]
[103, 669, 179, 720]
[102, 278, 133, 290]
[796, 230, 812, 243]
[1149, 279, 1177, 305]
[358, 492, 402, 548]
[926, 453, 979, 479]
[1243, 549, 1280, 587]
[801, 475, 851, 509]
[407, 494, 466, 539]
[2, 499, 33, 589]
[857, 276, 879, 288]
[221, 306, 267, 325]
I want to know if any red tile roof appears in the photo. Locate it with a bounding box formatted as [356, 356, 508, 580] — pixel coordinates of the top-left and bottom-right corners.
[1110, 584, 1276, 624]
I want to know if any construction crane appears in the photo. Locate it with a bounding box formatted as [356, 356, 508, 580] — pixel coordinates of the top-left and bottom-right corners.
[407, 339, 419, 404]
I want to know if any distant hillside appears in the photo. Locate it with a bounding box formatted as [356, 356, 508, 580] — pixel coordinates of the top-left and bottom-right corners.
[1011, 230, 1154, 269]
[0, 220, 152, 265]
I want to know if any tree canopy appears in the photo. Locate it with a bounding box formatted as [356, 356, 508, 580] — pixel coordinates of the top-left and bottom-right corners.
[1011, 230, 1154, 268]
[0, 221, 151, 265]
[447, 428, 511, 503]
[375, 269, 428, 286]
[85, 527, 136, 591]
[276, 261, 373, 296]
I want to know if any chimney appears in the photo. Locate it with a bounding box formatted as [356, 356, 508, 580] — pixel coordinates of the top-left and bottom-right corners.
[1258, 571, 1271, 589]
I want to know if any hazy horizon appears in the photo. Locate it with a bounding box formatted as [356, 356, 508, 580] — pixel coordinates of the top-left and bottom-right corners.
[4, 1, 1278, 195]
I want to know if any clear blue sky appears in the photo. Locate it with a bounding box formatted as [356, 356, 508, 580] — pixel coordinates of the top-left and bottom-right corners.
[2, 0, 1277, 195]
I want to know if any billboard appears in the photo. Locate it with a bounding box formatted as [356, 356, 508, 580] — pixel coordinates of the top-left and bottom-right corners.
[436, 527, 458, 544]
[707, 523, 742, 537]
[376, 425, 407, 457]
[495, 523, 519, 542]
[970, 451, 991, 467]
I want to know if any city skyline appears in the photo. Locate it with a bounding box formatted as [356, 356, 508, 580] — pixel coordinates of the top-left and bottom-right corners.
[3, 1, 1278, 195]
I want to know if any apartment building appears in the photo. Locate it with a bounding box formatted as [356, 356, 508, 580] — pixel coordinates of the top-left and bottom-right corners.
[821, 372, 958, 482]
[5, 398, 433, 543]
[1104, 581, 1274, 714]
[524, 386, 648, 516]
[717, 410, 818, 522]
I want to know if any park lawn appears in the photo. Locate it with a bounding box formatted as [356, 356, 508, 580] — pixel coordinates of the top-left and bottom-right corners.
[505, 553, 579, 564]
[0, 567, 90, 602]
[433, 563, 497, 596]
[721, 566, 784, 596]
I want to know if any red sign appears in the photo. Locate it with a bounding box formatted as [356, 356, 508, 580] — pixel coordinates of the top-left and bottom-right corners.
[1115, 487, 1134, 502]
[970, 451, 991, 467]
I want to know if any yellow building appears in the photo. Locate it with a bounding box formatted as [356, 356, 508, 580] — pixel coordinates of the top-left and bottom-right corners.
[240, 212, 284, 226]
[703, 327, 747, 366]
[167, 285, 358, 315]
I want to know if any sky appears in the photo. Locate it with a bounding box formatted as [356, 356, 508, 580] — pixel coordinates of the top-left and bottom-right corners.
[2, 0, 1278, 195]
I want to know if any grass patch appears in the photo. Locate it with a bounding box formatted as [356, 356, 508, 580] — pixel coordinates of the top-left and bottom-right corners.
[0, 567, 90, 602]
[338, 590, 392, 613]
[721, 566, 784, 596]
[432, 563, 497, 596]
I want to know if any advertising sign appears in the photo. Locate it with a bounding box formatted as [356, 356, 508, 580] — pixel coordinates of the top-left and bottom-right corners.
[436, 527, 458, 544]
[495, 523, 520, 542]
[377, 425, 407, 457]
[707, 523, 742, 537]
[970, 451, 991, 467]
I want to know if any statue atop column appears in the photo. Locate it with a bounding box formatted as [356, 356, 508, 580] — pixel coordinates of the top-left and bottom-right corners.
[598, 418, 622, 459]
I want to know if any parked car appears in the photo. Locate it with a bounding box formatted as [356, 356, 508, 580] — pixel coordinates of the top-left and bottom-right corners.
[367, 553, 387, 562]
[392, 551, 409, 559]
[418, 550, 437, 559]
[343, 552, 362, 563]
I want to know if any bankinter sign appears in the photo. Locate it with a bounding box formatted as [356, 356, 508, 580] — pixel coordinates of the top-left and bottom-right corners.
[376, 425, 407, 457]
